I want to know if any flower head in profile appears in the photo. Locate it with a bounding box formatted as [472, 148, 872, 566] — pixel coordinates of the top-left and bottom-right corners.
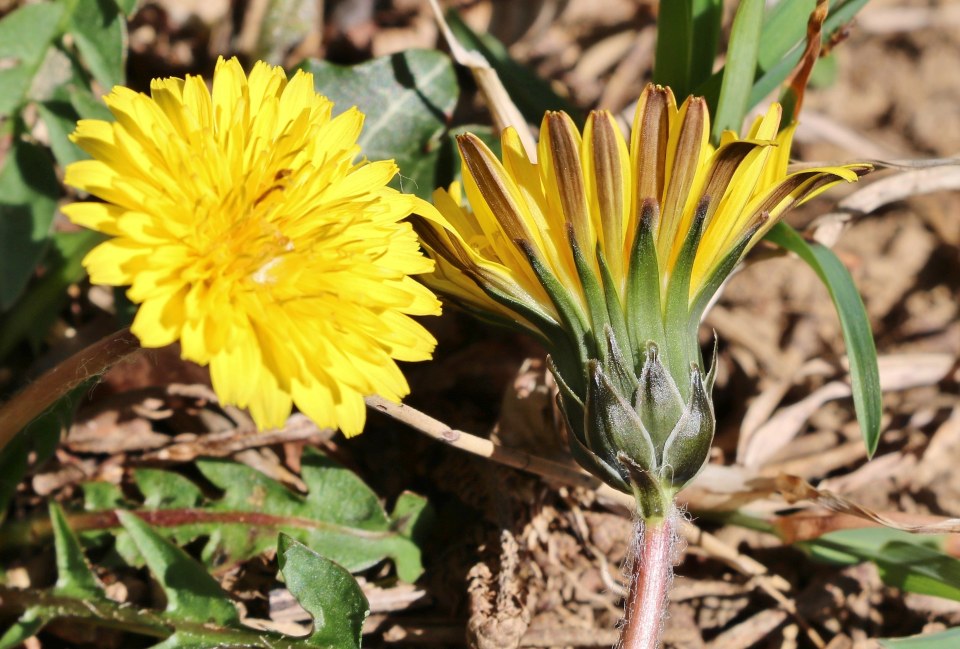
[64, 57, 440, 436]
[415, 85, 869, 511]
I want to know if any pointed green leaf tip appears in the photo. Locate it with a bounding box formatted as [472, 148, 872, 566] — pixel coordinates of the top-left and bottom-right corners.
[50, 502, 102, 598]
[117, 510, 240, 626]
[278, 534, 369, 649]
[765, 222, 882, 457]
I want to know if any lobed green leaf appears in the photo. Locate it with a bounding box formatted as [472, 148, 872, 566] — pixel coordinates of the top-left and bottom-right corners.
[118, 510, 241, 626]
[25, 450, 432, 581]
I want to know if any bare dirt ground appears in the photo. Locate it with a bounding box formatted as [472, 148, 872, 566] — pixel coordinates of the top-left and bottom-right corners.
[4, 0, 959, 648]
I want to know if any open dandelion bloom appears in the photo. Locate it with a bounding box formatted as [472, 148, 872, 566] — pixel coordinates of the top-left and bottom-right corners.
[63, 57, 440, 436]
[415, 85, 869, 506]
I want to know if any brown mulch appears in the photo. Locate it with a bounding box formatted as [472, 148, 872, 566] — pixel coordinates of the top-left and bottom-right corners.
[3, 1, 959, 648]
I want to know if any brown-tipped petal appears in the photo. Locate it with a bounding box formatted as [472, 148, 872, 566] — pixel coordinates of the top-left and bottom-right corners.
[631, 85, 671, 204]
[695, 140, 762, 229]
[658, 96, 709, 265]
[586, 110, 630, 280]
[749, 167, 858, 229]
[457, 133, 533, 245]
[410, 214, 478, 276]
[545, 111, 592, 250]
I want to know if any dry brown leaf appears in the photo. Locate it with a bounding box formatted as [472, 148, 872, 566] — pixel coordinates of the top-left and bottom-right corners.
[760, 474, 960, 535]
[809, 165, 960, 247]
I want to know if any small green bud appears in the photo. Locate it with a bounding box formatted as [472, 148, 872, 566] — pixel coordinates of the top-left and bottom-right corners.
[550, 328, 716, 512]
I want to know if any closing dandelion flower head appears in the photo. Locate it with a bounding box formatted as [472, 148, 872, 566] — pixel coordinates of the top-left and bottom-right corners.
[418, 85, 869, 347]
[64, 57, 441, 436]
[414, 84, 869, 499]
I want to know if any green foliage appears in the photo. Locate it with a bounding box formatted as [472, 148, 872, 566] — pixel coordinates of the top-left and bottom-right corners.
[710, 0, 764, 142]
[0, 230, 102, 358]
[32, 449, 432, 581]
[0, 142, 59, 310]
[0, 0, 126, 120]
[119, 511, 241, 625]
[0, 503, 369, 648]
[881, 628, 960, 649]
[653, 1, 693, 99]
[0, 3, 67, 119]
[0, 0, 129, 358]
[802, 528, 960, 601]
[301, 49, 459, 200]
[279, 535, 369, 648]
[765, 223, 882, 457]
[697, 0, 870, 117]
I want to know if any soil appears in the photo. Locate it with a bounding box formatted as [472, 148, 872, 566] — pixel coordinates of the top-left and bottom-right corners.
[2, 0, 959, 648]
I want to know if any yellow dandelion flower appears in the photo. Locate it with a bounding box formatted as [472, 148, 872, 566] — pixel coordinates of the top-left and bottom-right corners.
[418, 85, 868, 344]
[414, 84, 870, 500]
[63, 57, 441, 436]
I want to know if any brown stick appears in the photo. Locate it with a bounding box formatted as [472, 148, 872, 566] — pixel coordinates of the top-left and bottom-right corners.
[620, 511, 677, 649]
[364, 395, 599, 490]
[0, 328, 141, 453]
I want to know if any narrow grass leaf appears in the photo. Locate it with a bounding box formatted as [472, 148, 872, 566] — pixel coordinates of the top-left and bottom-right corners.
[766, 222, 881, 456]
[711, 0, 764, 143]
[803, 528, 960, 602]
[653, 0, 693, 98]
[697, 0, 871, 115]
[690, 0, 723, 91]
[881, 628, 960, 649]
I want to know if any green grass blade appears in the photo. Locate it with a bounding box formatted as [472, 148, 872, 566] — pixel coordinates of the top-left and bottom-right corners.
[690, 0, 723, 91]
[710, 0, 764, 142]
[765, 222, 881, 456]
[881, 628, 960, 649]
[697, 0, 872, 114]
[802, 528, 960, 602]
[653, 0, 693, 98]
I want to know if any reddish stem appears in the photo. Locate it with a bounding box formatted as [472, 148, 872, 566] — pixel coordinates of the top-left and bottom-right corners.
[0, 328, 140, 453]
[620, 510, 677, 649]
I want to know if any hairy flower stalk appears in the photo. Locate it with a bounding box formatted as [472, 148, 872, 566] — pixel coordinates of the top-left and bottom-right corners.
[415, 84, 868, 647]
[64, 57, 441, 436]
